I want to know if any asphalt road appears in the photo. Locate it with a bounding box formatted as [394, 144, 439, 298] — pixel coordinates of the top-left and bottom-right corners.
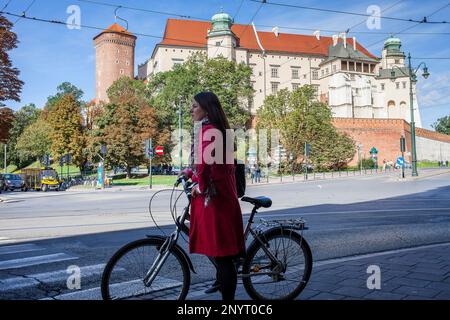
[0, 170, 449, 299]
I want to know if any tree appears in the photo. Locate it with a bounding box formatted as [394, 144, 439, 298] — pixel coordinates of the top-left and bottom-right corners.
[6, 104, 41, 168]
[256, 86, 355, 170]
[0, 14, 24, 106]
[147, 52, 253, 131]
[96, 77, 170, 178]
[45, 82, 84, 112]
[16, 118, 51, 164]
[0, 107, 14, 143]
[432, 115, 450, 135]
[47, 93, 87, 172]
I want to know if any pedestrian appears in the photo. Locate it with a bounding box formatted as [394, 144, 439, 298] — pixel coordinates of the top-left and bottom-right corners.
[183, 91, 245, 301]
[255, 163, 261, 183]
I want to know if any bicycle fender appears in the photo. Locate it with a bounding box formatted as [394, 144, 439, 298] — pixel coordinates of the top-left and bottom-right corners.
[145, 235, 196, 274]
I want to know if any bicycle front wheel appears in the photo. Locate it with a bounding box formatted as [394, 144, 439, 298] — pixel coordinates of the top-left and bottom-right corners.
[242, 228, 312, 300]
[101, 238, 190, 300]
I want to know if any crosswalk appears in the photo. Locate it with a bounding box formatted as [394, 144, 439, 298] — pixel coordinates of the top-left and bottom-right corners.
[0, 242, 103, 298]
[0, 242, 201, 300]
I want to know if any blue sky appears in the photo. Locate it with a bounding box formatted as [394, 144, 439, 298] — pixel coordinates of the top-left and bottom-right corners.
[2, 0, 450, 130]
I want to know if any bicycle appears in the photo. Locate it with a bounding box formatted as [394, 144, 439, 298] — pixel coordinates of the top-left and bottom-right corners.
[101, 175, 313, 300]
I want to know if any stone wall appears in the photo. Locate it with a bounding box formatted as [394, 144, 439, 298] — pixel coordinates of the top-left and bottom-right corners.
[332, 118, 450, 166]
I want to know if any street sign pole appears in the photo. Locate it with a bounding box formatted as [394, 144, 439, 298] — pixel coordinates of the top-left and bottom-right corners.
[400, 136, 406, 179]
[148, 138, 153, 190]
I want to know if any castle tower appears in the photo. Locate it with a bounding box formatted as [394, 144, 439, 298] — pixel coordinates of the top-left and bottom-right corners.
[93, 23, 136, 103]
[381, 36, 406, 70]
[207, 11, 238, 61]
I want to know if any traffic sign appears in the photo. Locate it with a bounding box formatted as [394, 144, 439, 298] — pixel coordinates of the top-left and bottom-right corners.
[397, 157, 405, 166]
[155, 146, 164, 156]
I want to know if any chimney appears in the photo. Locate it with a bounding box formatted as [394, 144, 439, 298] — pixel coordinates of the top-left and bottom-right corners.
[272, 26, 279, 37]
[332, 35, 338, 46]
[313, 30, 320, 41]
[353, 37, 357, 51]
[340, 32, 347, 48]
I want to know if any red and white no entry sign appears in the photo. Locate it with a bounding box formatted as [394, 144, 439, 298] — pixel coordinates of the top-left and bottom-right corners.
[155, 146, 164, 156]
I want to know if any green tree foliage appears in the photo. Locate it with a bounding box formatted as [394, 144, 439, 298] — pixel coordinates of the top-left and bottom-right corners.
[95, 77, 170, 178]
[45, 82, 84, 112]
[256, 86, 355, 170]
[6, 104, 41, 168]
[15, 118, 51, 164]
[147, 52, 253, 131]
[432, 115, 450, 135]
[0, 14, 24, 106]
[47, 94, 87, 172]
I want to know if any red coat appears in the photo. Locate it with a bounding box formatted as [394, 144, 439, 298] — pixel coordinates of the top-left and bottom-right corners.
[189, 124, 245, 258]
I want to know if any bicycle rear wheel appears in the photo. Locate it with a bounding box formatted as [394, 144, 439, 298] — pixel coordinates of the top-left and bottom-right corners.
[101, 238, 190, 300]
[242, 227, 312, 300]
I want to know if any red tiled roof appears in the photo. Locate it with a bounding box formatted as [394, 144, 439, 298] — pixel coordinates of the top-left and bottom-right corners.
[94, 23, 136, 39]
[160, 19, 378, 59]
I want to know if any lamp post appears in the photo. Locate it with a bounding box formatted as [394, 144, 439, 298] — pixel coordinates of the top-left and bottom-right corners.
[177, 98, 184, 171]
[390, 52, 429, 177]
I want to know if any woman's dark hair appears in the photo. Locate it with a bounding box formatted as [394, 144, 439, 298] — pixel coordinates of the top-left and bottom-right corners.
[193, 92, 231, 134]
[193, 92, 233, 162]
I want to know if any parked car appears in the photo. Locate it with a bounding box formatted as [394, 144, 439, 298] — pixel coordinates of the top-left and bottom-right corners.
[0, 174, 28, 192]
[0, 176, 3, 193]
[21, 168, 64, 192]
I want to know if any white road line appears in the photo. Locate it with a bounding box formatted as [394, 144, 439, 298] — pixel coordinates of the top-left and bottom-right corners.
[48, 277, 182, 300]
[313, 242, 450, 267]
[258, 207, 450, 218]
[0, 244, 44, 255]
[0, 253, 77, 271]
[0, 264, 107, 292]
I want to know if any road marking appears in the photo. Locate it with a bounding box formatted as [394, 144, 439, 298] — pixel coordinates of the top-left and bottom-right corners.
[0, 253, 77, 271]
[313, 242, 450, 267]
[47, 276, 182, 300]
[258, 207, 450, 218]
[0, 244, 44, 255]
[0, 264, 106, 292]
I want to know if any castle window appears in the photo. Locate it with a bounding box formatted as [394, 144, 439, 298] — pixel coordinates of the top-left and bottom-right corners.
[291, 67, 300, 79]
[271, 82, 279, 94]
[356, 62, 362, 72]
[126, 60, 130, 66]
[216, 41, 221, 46]
[341, 60, 348, 70]
[120, 69, 124, 75]
[312, 70, 319, 80]
[172, 58, 184, 68]
[116, 60, 119, 64]
[395, 59, 400, 64]
[271, 66, 279, 78]
[292, 83, 299, 91]
[381, 83, 385, 91]
[363, 64, 369, 73]
[396, 82, 400, 89]
[402, 81, 407, 89]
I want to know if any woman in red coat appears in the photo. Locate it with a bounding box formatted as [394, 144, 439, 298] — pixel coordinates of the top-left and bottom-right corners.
[187, 92, 245, 301]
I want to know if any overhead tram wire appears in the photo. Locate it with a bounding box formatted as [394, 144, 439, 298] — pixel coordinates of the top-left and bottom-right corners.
[344, 0, 406, 34]
[14, 0, 36, 24]
[366, 2, 450, 49]
[77, 0, 209, 21]
[251, 0, 449, 24]
[74, 0, 450, 36]
[1, 0, 12, 11]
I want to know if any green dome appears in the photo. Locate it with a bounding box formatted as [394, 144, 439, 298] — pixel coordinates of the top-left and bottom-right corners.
[209, 11, 234, 36]
[384, 36, 401, 49]
[211, 12, 233, 23]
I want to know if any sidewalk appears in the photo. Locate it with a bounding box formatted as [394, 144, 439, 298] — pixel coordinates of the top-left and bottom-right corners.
[190, 242, 450, 300]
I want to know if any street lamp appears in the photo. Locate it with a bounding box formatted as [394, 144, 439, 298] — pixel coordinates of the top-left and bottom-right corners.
[389, 52, 430, 177]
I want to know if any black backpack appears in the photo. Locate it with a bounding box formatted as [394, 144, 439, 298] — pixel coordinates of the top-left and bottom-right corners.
[234, 160, 246, 198]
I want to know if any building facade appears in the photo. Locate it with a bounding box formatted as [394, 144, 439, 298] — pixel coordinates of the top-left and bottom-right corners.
[138, 12, 422, 127]
[94, 23, 136, 103]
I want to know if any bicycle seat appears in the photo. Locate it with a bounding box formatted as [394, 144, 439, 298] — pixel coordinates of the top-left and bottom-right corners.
[241, 196, 272, 208]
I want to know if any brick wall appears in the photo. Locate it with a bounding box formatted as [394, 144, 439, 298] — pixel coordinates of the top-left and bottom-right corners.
[332, 118, 450, 166]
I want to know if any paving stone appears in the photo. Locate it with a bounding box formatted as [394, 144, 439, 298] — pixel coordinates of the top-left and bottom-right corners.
[425, 282, 450, 291]
[332, 286, 372, 298]
[406, 272, 444, 282]
[433, 292, 450, 300]
[364, 291, 406, 300]
[336, 278, 367, 288]
[392, 285, 440, 298]
[309, 292, 346, 300]
[388, 277, 431, 288]
[401, 295, 433, 300]
[410, 268, 449, 276]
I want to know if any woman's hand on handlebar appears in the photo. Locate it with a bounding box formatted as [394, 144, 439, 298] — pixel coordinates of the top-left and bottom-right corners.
[191, 185, 200, 198]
